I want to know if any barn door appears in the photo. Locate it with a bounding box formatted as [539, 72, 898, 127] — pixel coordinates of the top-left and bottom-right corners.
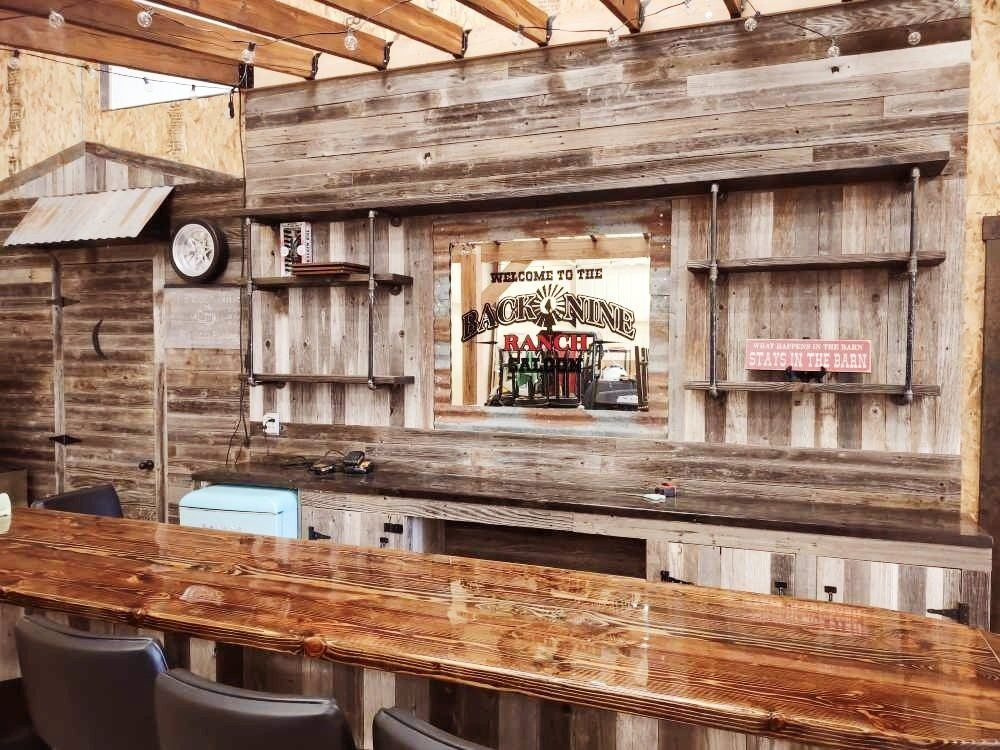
[59, 259, 157, 519]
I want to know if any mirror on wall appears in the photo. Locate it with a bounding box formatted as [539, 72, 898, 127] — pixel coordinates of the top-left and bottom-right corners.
[450, 234, 651, 415]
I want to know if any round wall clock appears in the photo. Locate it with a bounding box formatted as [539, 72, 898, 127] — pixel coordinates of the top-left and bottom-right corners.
[170, 220, 228, 283]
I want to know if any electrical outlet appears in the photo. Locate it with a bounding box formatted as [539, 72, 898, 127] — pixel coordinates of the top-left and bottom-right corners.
[262, 412, 281, 436]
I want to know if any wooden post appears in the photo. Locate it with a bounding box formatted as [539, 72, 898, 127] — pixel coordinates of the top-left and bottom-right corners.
[980, 215, 1000, 631]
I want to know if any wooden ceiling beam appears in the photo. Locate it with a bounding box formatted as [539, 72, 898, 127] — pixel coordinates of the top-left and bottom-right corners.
[147, 0, 390, 70]
[455, 0, 552, 45]
[598, 0, 644, 33]
[723, 0, 744, 18]
[0, 9, 241, 85]
[0, 0, 322, 78]
[311, 0, 468, 57]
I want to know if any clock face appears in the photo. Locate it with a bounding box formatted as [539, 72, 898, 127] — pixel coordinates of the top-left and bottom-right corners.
[172, 223, 217, 278]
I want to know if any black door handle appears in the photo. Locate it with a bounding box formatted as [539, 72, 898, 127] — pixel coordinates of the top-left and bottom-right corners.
[138, 459, 154, 470]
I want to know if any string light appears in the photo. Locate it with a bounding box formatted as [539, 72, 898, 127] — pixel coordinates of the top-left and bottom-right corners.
[47, 9, 64, 28]
[907, 29, 921, 45]
[426, 0, 439, 11]
[344, 27, 359, 51]
[606, 27, 620, 47]
[137, 8, 154, 28]
[239, 41, 256, 64]
[743, 14, 758, 32]
[142, 76, 152, 92]
[512, 25, 524, 47]
[7, 50, 20, 70]
[704, 1, 713, 20]
[826, 38, 840, 57]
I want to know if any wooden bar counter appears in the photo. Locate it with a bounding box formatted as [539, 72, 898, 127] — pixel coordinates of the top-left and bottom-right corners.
[0, 509, 999, 749]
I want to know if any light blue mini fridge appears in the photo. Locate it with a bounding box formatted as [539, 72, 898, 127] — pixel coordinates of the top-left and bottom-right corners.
[178, 484, 299, 539]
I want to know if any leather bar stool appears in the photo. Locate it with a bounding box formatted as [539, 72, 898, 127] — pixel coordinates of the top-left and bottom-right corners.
[373, 708, 493, 750]
[15, 615, 168, 750]
[30, 485, 123, 518]
[154, 669, 357, 750]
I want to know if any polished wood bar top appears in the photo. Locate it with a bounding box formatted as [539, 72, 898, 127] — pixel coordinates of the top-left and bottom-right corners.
[193, 463, 992, 548]
[1, 509, 1000, 748]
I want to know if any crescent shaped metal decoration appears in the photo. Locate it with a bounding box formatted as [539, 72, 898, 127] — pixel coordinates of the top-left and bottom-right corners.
[91, 319, 107, 360]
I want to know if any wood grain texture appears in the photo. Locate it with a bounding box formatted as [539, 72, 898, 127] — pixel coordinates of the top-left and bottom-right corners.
[0, 0, 321, 78]
[196, 460, 986, 548]
[979, 235, 1000, 630]
[147, 0, 389, 68]
[243, 0, 970, 214]
[0, 9, 241, 85]
[1, 508, 999, 750]
[237, 422, 964, 512]
[674, 178, 965, 453]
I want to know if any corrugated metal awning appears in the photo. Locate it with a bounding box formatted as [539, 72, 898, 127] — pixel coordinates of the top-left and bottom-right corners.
[4, 186, 174, 247]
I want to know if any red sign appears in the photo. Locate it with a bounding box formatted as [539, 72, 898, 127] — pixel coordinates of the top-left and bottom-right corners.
[502, 331, 591, 352]
[745, 339, 872, 373]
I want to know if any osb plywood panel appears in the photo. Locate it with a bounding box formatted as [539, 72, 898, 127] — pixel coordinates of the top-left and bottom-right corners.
[0, 51, 240, 185]
[671, 179, 966, 455]
[0, 51, 99, 181]
[960, 0, 1000, 518]
[96, 95, 242, 177]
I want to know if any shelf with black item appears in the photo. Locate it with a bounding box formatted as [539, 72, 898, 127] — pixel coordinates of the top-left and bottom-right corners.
[246, 210, 412, 391]
[686, 160, 943, 404]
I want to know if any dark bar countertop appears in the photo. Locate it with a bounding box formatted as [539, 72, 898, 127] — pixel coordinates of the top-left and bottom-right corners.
[0, 509, 999, 749]
[192, 462, 991, 548]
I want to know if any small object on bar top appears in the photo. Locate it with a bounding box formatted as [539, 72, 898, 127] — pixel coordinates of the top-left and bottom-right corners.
[655, 481, 677, 498]
[344, 458, 374, 475]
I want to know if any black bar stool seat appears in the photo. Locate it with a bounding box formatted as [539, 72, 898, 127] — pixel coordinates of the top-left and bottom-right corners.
[155, 669, 357, 750]
[30, 485, 123, 518]
[373, 708, 493, 750]
[15, 615, 167, 750]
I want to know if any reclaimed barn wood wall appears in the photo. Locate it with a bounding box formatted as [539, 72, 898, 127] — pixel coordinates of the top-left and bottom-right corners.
[243, 0, 970, 215]
[671, 177, 966, 452]
[0, 200, 56, 500]
[162, 182, 245, 522]
[0, 145, 242, 517]
[242, 0, 971, 457]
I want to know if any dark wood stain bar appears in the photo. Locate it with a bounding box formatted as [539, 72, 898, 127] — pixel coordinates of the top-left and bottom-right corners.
[0, 509, 998, 749]
[193, 462, 989, 548]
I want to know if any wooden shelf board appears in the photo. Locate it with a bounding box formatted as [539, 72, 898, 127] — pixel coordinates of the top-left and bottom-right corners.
[239, 151, 951, 222]
[687, 252, 946, 274]
[684, 381, 941, 396]
[251, 273, 412, 289]
[252, 373, 414, 386]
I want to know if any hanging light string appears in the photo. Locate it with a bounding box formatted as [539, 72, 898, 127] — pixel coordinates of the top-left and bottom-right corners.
[1, 45, 233, 92]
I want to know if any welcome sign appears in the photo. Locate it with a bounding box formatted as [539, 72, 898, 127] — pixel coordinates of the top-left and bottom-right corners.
[745, 339, 872, 373]
[460, 283, 637, 342]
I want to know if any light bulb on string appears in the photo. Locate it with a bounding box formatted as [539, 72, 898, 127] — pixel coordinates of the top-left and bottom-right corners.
[512, 25, 525, 47]
[344, 27, 359, 51]
[137, 9, 153, 28]
[7, 50, 20, 71]
[240, 42, 256, 64]
[142, 77, 152, 92]
[426, 0, 439, 11]
[743, 14, 758, 32]
[48, 9, 65, 28]
[826, 38, 840, 57]
[907, 29, 921, 45]
[704, 1, 713, 20]
[606, 27, 620, 48]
